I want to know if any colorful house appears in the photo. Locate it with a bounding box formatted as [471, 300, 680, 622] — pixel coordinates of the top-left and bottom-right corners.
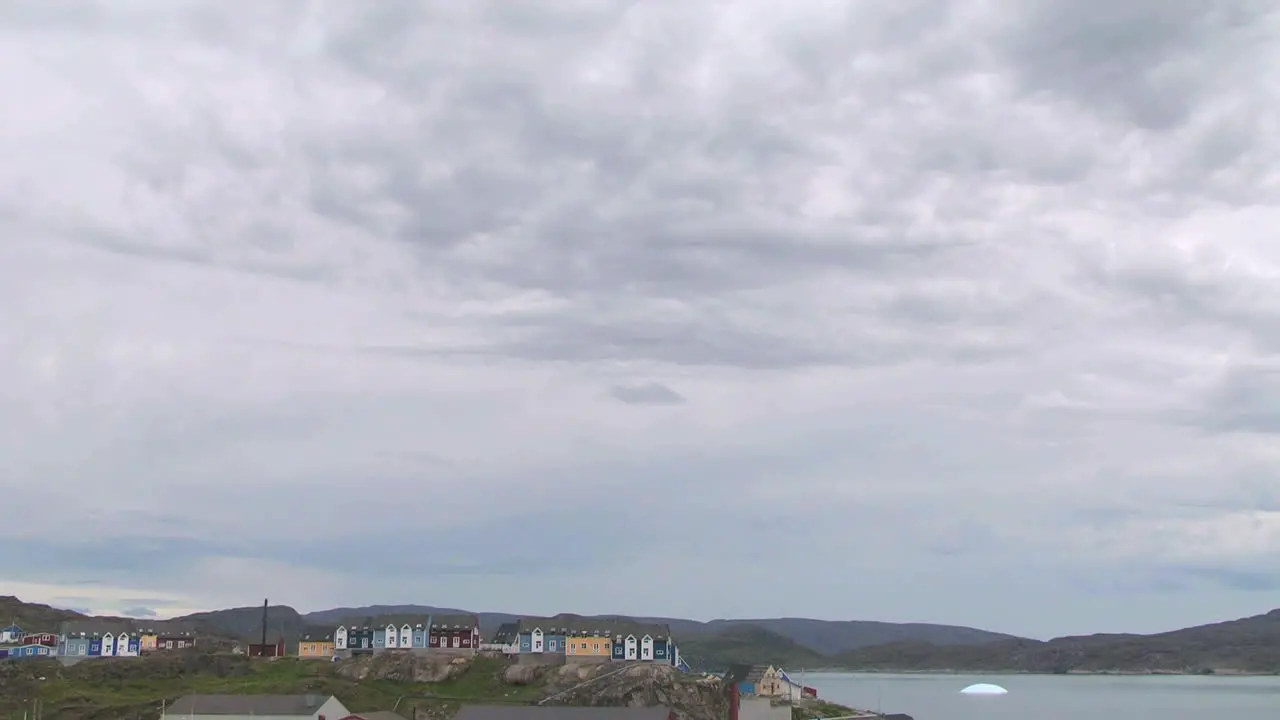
[512, 616, 678, 665]
[7, 644, 52, 659]
[515, 617, 573, 655]
[482, 622, 520, 653]
[22, 632, 58, 648]
[334, 614, 433, 655]
[0, 624, 22, 643]
[299, 631, 335, 659]
[429, 614, 481, 653]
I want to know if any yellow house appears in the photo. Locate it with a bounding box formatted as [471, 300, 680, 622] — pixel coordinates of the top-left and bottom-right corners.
[565, 632, 612, 659]
[298, 632, 335, 659]
[138, 632, 158, 652]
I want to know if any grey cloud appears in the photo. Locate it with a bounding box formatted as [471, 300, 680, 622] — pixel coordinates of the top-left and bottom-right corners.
[998, 1, 1268, 131]
[120, 606, 159, 618]
[610, 382, 686, 406]
[2, 0, 1279, 638]
[1196, 365, 1280, 434]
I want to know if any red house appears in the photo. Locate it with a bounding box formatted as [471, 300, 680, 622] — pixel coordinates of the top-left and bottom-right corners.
[22, 633, 58, 647]
[428, 614, 480, 652]
[246, 637, 286, 658]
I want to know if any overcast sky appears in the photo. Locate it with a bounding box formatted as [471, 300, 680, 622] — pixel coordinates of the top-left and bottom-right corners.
[2, 0, 1278, 640]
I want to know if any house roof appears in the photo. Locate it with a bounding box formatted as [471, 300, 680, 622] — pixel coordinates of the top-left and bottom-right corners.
[168, 694, 337, 716]
[515, 616, 671, 640]
[454, 706, 672, 720]
[490, 622, 520, 643]
[301, 630, 335, 642]
[62, 619, 196, 637]
[0, 624, 22, 631]
[431, 613, 479, 629]
[338, 613, 433, 629]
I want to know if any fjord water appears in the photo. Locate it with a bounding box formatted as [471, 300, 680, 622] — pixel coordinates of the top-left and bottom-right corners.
[808, 672, 1280, 720]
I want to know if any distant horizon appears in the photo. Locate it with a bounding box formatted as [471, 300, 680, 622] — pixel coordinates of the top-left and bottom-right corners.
[24, 596, 1277, 643]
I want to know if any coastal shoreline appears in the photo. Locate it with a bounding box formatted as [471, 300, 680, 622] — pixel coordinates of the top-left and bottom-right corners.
[799, 668, 1279, 677]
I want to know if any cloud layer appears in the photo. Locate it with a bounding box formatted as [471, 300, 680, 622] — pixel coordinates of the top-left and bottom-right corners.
[2, 0, 1279, 639]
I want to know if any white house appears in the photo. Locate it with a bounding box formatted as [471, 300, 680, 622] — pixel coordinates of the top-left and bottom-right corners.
[0, 624, 22, 643]
[624, 634, 637, 660]
[164, 693, 349, 720]
[334, 626, 348, 650]
[640, 634, 654, 661]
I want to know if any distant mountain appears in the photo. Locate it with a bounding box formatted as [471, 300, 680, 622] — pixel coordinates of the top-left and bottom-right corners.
[830, 608, 1280, 673]
[0, 595, 86, 631]
[178, 603, 305, 646]
[296, 605, 1016, 656]
[676, 624, 825, 670]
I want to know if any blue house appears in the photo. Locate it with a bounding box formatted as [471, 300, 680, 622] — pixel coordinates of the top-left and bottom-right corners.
[515, 618, 573, 655]
[9, 644, 52, 658]
[333, 615, 431, 654]
[0, 624, 22, 644]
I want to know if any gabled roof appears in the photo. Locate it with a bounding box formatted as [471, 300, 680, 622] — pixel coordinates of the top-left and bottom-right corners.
[337, 613, 432, 629]
[0, 624, 22, 631]
[430, 613, 479, 629]
[62, 619, 196, 637]
[300, 630, 335, 642]
[514, 616, 671, 640]
[490, 622, 519, 643]
[168, 694, 337, 716]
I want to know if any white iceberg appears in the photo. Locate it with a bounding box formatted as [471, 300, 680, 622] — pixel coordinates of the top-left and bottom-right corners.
[959, 683, 1008, 695]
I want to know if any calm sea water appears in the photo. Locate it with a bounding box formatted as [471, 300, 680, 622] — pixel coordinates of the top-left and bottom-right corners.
[805, 671, 1280, 720]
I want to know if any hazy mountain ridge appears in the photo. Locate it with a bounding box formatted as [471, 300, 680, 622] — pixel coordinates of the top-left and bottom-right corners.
[295, 605, 1017, 654]
[8, 596, 1280, 673]
[829, 608, 1280, 673]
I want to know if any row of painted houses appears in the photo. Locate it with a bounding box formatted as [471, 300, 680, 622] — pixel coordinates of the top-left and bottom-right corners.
[0, 620, 196, 660]
[293, 614, 688, 670]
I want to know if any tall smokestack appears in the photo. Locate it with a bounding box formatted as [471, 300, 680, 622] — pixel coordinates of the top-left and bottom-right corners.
[261, 599, 268, 646]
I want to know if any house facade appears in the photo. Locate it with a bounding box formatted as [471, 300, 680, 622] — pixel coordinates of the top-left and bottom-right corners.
[429, 614, 481, 654]
[62, 621, 196, 658]
[510, 616, 679, 667]
[299, 631, 335, 659]
[6, 644, 53, 659]
[23, 632, 58, 647]
[0, 624, 22, 643]
[480, 622, 519, 653]
[333, 614, 433, 656]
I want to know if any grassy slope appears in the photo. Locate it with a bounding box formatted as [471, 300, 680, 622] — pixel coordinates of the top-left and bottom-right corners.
[3, 654, 540, 720]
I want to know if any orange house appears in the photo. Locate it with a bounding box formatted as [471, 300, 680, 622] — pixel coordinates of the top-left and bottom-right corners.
[299, 631, 335, 659]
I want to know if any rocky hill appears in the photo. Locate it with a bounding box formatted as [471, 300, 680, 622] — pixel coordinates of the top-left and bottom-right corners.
[831, 608, 1280, 673]
[0, 649, 773, 720]
[0, 595, 88, 631]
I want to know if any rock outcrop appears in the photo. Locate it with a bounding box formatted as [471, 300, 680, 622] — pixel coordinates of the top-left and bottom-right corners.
[335, 653, 474, 683]
[538, 663, 729, 720]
